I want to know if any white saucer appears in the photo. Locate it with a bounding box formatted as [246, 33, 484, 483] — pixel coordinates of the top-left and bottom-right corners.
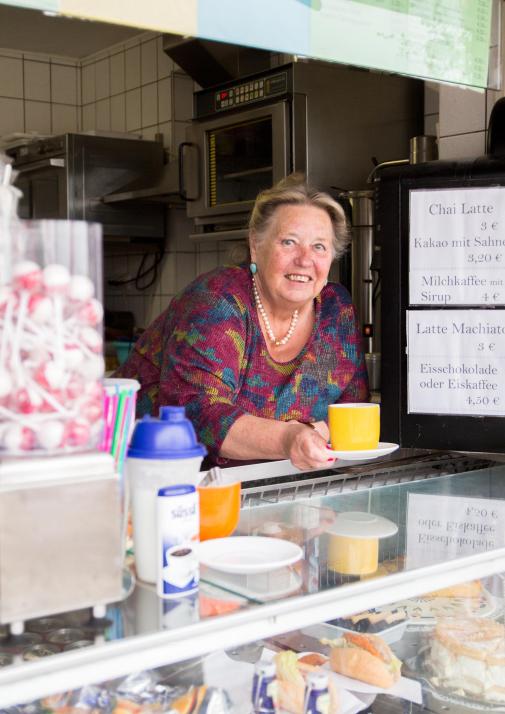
[202, 565, 302, 601]
[326, 511, 398, 539]
[198, 536, 303, 574]
[326, 442, 399, 461]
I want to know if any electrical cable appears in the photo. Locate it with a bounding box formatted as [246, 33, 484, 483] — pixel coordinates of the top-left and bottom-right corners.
[108, 249, 165, 291]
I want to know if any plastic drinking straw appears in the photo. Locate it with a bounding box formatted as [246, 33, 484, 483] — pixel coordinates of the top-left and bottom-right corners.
[111, 389, 127, 467]
[117, 389, 136, 474]
[101, 391, 115, 451]
[115, 389, 131, 468]
[100, 392, 109, 450]
[106, 390, 120, 454]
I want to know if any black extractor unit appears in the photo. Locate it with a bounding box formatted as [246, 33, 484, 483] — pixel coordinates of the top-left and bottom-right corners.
[7, 133, 165, 243]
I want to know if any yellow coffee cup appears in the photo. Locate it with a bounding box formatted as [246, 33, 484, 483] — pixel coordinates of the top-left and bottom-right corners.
[328, 402, 380, 451]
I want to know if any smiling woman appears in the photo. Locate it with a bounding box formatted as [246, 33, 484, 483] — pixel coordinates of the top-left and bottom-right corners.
[115, 174, 369, 470]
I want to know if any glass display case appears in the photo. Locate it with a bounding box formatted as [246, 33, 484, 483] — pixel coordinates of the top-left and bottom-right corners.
[3, 454, 505, 712]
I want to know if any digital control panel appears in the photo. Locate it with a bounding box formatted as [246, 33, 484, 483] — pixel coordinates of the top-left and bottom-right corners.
[194, 70, 290, 118]
[214, 71, 287, 111]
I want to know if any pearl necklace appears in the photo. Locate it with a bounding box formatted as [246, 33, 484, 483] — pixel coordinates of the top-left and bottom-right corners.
[252, 276, 299, 346]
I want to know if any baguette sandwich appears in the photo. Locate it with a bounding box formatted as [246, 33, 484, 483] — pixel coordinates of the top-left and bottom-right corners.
[274, 650, 339, 714]
[328, 632, 402, 688]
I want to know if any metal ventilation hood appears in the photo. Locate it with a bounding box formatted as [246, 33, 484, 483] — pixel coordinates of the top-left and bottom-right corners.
[161, 33, 274, 88]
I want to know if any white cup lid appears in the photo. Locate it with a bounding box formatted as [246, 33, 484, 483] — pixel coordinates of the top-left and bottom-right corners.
[326, 511, 398, 539]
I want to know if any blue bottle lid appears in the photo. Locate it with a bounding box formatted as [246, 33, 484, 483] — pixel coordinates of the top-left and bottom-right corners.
[158, 484, 195, 497]
[127, 405, 207, 460]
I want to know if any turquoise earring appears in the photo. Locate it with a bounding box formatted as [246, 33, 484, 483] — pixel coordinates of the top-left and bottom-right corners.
[249, 262, 257, 275]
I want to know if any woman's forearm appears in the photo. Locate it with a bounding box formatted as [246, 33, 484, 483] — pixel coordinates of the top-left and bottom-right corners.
[220, 414, 292, 460]
[220, 414, 331, 470]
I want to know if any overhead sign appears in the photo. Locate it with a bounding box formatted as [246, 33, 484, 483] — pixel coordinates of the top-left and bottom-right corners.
[407, 309, 505, 416]
[0, 0, 58, 8]
[410, 187, 505, 306]
[0, 0, 493, 89]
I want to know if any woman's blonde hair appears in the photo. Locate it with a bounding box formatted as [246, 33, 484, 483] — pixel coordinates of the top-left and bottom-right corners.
[248, 173, 349, 259]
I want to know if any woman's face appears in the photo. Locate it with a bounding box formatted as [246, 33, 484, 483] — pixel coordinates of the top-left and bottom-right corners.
[251, 204, 334, 310]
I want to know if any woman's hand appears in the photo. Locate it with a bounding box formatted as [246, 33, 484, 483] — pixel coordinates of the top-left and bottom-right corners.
[283, 420, 332, 471]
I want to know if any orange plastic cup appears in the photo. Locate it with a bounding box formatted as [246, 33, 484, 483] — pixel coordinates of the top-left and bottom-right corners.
[197, 481, 241, 541]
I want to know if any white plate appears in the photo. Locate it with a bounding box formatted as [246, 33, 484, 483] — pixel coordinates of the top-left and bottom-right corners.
[202, 565, 302, 601]
[326, 442, 400, 461]
[197, 536, 303, 574]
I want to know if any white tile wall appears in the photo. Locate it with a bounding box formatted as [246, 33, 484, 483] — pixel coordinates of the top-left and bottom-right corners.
[141, 39, 157, 85]
[125, 88, 141, 131]
[82, 102, 95, 131]
[82, 63, 95, 104]
[0, 96, 23, 135]
[24, 60, 50, 102]
[125, 45, 141, 90]
[95, 58, 111, 101]
[438, 131, 487, 160]
[0, 55, 23, 98]
[157, 36, 173, 79]
[51, 64, 78, 105]
[52, 103, 78, 134]
[173, 73, 194, 121]
[96, 98, 111, 131]
[25, 100, 51, 133]
[0, 48, 81, 136]
[141, 83, 157, 128]
[110, 52, 125, 95]
[439, 85, 486, 137]
[110, 93, 126, 131]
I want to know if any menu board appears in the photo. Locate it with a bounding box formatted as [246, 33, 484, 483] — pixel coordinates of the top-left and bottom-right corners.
[0, 0, 57, 7]
[406, 493, 505, 569]
[410, 187, 505, 307]
[407, 309, 505, 416]
[2, 0, 492, 89]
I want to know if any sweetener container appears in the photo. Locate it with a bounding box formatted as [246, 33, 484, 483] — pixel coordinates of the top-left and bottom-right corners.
[157, 484, 199, 599]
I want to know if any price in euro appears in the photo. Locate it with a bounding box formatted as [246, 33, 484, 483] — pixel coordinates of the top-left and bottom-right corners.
[466, 505, 499, 519]
[468, 253, 502, 263]
[466, 395, 500, 407]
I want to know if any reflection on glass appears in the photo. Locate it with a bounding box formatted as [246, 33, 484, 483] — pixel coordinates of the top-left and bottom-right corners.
[208, 118, 273, 207]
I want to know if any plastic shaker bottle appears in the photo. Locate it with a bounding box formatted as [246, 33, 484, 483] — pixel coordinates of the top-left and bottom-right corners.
[126, 406, 207, 583]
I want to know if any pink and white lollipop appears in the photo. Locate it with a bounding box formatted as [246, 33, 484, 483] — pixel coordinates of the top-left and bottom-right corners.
[12, 261, 42, 292]
[68, 275, 94, 302]
[37, 420, 65, 450]
[2, 424, 35, 451]
[42, 264, 71, 295]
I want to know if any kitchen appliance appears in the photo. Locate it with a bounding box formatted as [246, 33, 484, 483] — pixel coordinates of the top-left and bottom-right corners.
[182, 61, 423, 242]
[6, 133, 165, 243]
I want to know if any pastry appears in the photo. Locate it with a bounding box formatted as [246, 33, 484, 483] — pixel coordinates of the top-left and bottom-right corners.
[423, 580, 482, 599]
[429, 617, 505, 703]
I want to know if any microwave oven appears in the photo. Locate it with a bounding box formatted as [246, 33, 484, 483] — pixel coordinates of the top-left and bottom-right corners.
[183, 61, 423, 242]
